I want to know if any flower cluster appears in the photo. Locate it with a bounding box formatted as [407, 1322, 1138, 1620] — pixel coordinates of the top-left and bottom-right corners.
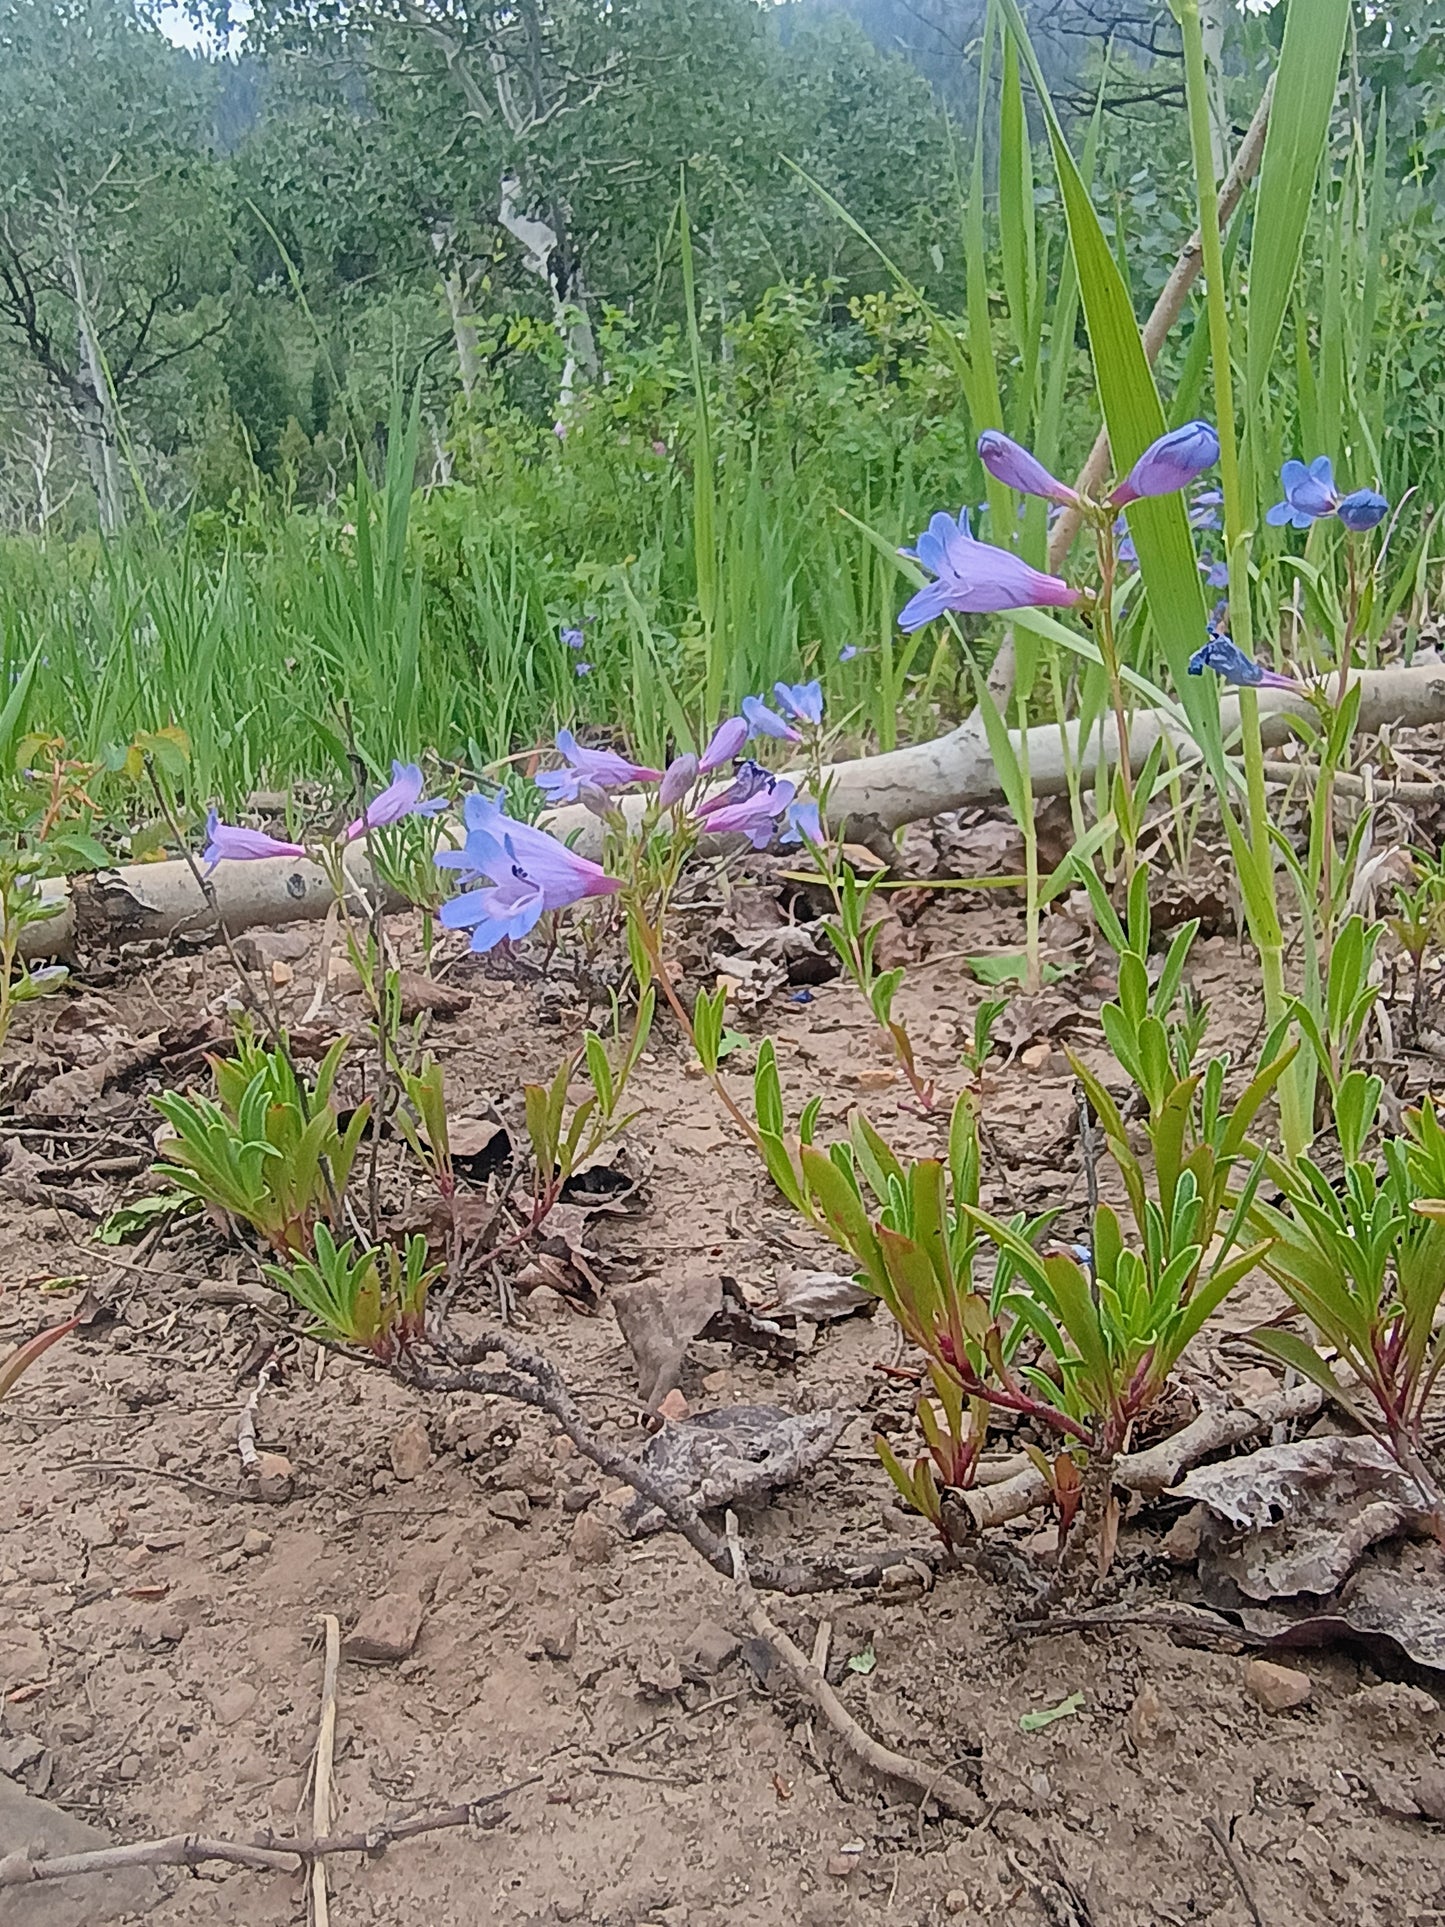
[900, 422, 1221, 632]
[1266, 458, 1389, 533]
[202, 762, 441, 869]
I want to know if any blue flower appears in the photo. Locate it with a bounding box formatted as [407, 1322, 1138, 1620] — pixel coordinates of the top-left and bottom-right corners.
[897, 508, 1079, 631]
[1111, 422, 1219, 504]
[773, 680, 823, 727]
[561, 626, 586, 650]
[742, 696, 802, 743]
[1266, 458, 1389, 533]
[780, 797, 823, 846]
[1187, 638, 1298, 690]
[838, 644, 860, 663]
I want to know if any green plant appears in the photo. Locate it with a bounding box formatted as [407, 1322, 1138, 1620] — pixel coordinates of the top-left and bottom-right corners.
[1248, 1099, 1445, 1526]
[0, 851, 68, 1061]
[153, 1029, 370, 1256]
[265, 1225, 437, 1358]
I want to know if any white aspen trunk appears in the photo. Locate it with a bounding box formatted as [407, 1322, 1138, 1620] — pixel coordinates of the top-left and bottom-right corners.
[497, 176, 595, 424]
[63, 233, 122, 535]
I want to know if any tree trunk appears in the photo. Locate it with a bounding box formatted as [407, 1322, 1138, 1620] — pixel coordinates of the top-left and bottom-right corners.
[63, 233, 122, 535]
[497, 177, 596, 424]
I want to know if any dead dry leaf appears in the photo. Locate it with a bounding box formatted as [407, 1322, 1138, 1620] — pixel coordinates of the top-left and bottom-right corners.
[623, 1403, 850, 1534]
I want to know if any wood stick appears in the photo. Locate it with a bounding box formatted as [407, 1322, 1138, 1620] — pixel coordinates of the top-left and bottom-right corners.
[955, 1382, 1325, 1531]
[309, 1614, 341, 1927]
[723, 1514, 980, 1822]
[0, 1778, 540, 1889]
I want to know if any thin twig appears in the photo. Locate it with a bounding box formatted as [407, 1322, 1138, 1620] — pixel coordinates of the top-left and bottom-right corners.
[1204, 1815, 1266, 1927]
[0, 1778, 541, 1888]
[309, 1614, 341, 1927]
[59, 1459, 265, 1504]
[722, 1513, 979, 1821]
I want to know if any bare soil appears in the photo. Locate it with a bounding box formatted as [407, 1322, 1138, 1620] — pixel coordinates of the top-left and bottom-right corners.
[3, 854, 1445, 1927]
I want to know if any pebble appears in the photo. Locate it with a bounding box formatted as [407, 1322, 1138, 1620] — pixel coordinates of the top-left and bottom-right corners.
[1370, 1770, 1421, 1819]
[561, 1485, 595, 1514]
[1127, 1683, 1167, 1747]
[389, 1416, 433, 1483]
[526, 1613, 578, 1662]
[636, 1650, 684, 1696]
[117, 1754, 142, 1782]
[241, 1528, 272, 1558]
[487, 1489, 531, 1525]
[255, 1452, 293, 1501]
[1244, 1659, 1312, 1713]
[342, 1593, 424, 1664]
[1415, 1765, 1445, 1823]
[680, 1617, 740, 1678]
[210, 1682, 258, 1727]
[1345, 1681, 1440, 1739]
[217, 1548, 244, 1575]
[495, 1448, 555, 1502]
[569, 1512, 615, 1568]
[943, 1892, 970, 1916]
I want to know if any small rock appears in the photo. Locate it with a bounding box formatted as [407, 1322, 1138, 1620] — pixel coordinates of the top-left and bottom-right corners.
[526, 1613, 578, 1662]
[117, 1754, 143, 1782]
[825, 1850, 864, 1878]
[1020, 1042, 1050, 1071]
[241, 1528, 272, 1559]
[1415, 1765, 1445, 1824]
[0, 1736, 44, 1778]
[1245, 1659, 1312, 1713]
[1159, 1505, 1204, 1564]
[210, 1683, 257, 1727]
[255, 1452, 293, 1501]
[1230, 1365, 1280, 1405]
[569, 1512, 615, 1568]
[389, 1416, 432, 1484]
[680, 1618, 740, 1679]
[1127, 1683, 1168, 1748]
[270, 961, 294, 987]
[943, 1892, 970, 1917]
[636, 1650, 684, 1696]
[343, 1593, 424, 1664]
[851, 1067, 895, 1091]
[562, 1485, 595, 1514]
[487, 1489, 532, 1525]
[1370, 1770, 1420, 1819]
[495, 1448, 555, 1503]
[143, 1609, 185, 1648]
[217, 1548, 244, 1575]
[700, 1369, 733, 1395]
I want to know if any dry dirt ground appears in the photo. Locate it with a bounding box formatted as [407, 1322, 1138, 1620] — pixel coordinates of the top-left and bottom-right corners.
[3, 853, 1445, 1927]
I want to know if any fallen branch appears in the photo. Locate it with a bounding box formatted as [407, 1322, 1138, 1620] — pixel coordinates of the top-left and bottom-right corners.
[953, 1382, 1326, 1531]
[723, 1513, 980, 1822]
[308, 1613, 341, 1927]
[406, 1330, 940, 1595]
[0, 1780, 539, 1888]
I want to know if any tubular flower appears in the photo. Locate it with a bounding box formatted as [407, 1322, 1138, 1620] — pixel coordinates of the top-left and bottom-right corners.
[1266, 458, 1390, 533]
[976, 430, 1080, 507]
[1187, 637, 1299, 690]
[741, 696, 802, 743]
[772, 680, 823, 727]
[780, 797, 823, 847]
[897, 509, 1079, 632]
[658, 754, 698, 809]
[202, 811, 305, 867]
[698, 716, 748, 772]
[436, 792, 621, 952]
[533, 729, 662, 805]
[697, 773, 795, 849]
[1111, 421, 1220, 505]
[343, 762, 444, 840]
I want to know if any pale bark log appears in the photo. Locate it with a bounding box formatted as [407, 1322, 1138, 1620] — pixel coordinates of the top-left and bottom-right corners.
[19, 661, 1445, 960]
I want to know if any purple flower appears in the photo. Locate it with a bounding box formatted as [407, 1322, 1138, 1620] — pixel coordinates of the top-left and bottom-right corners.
[696, 760, 774, 816]
[1111, 422, 1220, 505]
[897, 509, 1080, 631]
[574, 662, 592, 677]
[658, 753, 698, 809]
[773, 680, 823, 727]
[780, 797, 823, 847]
[698, 716, 748, 772]
[1187, 638, 1298, 690]
[561, 626, 586, 651]
[838, 644, 860, 663]
[1189, 489, 1223, 531]
[203, 810, 305, 868]
[533, 729, 662, 804]
[1266, 458, 1390, 533]
[697, 775, 796, 849]
[742, 696, 802, 743]
[1198, 552, 1230, 590]
[1337, 488, 1390, 533]
[436, 792, 621, 952]
[977, 431, 1079, 507]
[343, 762, 444, 841]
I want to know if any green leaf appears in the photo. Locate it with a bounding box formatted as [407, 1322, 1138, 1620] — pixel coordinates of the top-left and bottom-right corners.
[1020, 1691, 1085, 1733]
[846, 1643, 877, 1677]
[97, 1190, 195, 1245]
[967, 952, 1072, 988]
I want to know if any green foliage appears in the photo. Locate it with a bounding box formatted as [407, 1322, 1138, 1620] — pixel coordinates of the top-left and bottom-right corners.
[1249, 1101, 1445, 1516]
[153, 1028, 370, 1256]
[264, 1225, 436, 1358]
